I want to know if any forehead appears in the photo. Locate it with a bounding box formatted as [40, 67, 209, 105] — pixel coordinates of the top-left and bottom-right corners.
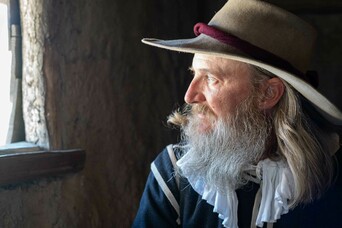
[192, 53, 252, 75]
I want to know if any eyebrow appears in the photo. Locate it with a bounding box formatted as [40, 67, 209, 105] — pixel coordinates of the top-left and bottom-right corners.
[188, 66, 211, 73]
[189, 66, 224, 76]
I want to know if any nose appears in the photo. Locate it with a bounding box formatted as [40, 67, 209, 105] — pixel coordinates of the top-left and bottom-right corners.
[184, 78, 206, 104]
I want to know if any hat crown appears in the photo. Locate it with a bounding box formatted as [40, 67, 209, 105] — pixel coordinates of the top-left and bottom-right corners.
[208, 0, 317, 72]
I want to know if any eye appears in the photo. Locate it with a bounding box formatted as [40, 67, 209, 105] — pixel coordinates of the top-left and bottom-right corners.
[206, 75, 218, 85]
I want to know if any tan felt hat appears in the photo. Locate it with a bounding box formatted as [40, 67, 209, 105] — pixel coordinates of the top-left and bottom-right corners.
[142, 0, 342, 125]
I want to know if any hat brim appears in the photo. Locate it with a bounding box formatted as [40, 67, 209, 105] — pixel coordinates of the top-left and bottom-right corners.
[142, 35, 342, 125]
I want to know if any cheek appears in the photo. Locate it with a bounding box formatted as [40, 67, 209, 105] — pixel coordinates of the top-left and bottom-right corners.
[213, 87, 251, 115]
[208, 94, 235, 116]
[217, 96, 237, 115]
[205, 77, 253, 114]
[206, 89, 224, 113]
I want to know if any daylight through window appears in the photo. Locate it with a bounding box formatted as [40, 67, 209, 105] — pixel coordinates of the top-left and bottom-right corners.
[0, 3, 13, 146]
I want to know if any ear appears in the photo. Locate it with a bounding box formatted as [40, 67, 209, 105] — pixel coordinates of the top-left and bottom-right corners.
[258, 77, 285, 111]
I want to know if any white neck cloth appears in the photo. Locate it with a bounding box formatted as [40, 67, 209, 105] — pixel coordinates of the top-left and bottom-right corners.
[176, 153, 295, 228]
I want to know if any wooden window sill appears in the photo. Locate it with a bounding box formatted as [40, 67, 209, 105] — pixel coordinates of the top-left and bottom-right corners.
[0, 142, 85, 186]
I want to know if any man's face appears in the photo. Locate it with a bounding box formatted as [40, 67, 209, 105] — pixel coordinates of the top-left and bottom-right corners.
[179, 55, 270, 192]
[185, 54, 255, 131]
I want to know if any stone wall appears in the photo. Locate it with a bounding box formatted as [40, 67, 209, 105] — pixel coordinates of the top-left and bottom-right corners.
[0, 0, 340, 227]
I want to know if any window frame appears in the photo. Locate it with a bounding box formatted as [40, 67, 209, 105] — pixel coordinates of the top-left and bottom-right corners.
[0, 0, 85, 187]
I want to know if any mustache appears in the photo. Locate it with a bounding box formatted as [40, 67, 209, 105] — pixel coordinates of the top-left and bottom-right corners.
[189, 104, 215, 117]
[167, 103, 216, 127]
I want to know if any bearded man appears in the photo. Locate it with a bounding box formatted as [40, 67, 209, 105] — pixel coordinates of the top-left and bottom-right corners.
[133, 0, 342, 227]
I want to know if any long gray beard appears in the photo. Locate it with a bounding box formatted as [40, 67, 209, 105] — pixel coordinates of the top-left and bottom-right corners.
[177, 102, 270, 193]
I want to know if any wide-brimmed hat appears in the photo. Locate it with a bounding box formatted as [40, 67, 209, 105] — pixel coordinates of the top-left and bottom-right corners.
[142, 0, 342, 125]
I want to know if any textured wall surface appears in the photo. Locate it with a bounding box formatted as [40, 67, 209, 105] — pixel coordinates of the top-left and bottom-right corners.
[21, 0, 49, 147]
[0, 0, 341, 227]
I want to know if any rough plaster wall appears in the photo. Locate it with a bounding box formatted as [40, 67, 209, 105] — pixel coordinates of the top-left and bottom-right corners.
[21, 0, 49, 147]
[0, 0, 340, 228]
[41, 0, 197, 226]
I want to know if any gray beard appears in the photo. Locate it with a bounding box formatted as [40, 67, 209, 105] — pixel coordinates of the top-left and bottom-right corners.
[177, 101, 270, 193]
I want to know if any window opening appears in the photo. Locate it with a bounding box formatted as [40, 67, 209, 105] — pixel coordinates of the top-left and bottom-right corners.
[0, 3, 12, 146]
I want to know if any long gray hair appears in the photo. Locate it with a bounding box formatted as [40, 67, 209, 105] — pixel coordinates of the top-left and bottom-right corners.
[168, 64, 336, 207]
[252, 66, 335, 207]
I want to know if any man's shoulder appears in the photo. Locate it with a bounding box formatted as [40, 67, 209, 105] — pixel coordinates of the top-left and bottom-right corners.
[153, 144, 175, 166]
[152, 144, 182, 173]
[150, 144, 182, 192]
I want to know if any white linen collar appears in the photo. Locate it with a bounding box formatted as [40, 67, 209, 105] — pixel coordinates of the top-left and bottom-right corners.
[176, 154, 294, 228]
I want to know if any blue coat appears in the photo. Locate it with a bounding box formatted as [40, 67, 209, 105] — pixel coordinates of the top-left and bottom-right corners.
[133, 146, 342, 228]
